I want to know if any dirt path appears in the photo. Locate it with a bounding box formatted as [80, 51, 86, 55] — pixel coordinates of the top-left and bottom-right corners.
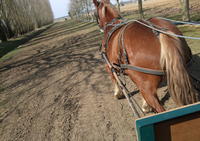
[0, 21, 139, 141]
[0, 20, 199, 141]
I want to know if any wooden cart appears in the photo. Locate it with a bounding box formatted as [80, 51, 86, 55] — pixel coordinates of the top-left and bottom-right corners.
[135, 102, 200, 141]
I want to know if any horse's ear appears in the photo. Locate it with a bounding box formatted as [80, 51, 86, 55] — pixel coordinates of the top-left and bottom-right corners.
[93, 0, 100, 7]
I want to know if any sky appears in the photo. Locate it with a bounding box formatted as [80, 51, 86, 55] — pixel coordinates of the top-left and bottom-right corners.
[49, 0, 124, 19]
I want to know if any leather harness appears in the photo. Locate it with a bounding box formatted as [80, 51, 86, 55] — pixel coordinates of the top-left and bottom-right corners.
[102, 18, 165, 76]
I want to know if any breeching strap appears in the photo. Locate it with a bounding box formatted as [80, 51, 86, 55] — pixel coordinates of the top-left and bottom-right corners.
[119, 64, 165, 76]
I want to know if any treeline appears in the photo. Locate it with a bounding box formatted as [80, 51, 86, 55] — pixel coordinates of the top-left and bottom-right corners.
[67, 0, 147, 21]
[0, 0, 54, 42]
[68, 0, 95, 21]
[69, 0, 193, 23]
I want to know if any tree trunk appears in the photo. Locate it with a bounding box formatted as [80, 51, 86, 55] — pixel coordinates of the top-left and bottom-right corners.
[116, 0, 120, 13]
[0, 30, 8, 42]
[85, 0, 90, 21]
[138, 0, 144, 19]
[0, 25, 8, 42]
[181, 0, 190, 21]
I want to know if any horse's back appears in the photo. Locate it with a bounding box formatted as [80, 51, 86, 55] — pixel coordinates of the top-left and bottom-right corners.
[107, 17, 191, 70]
[149, 17, 182, 34]
[122, 21, 162, 70]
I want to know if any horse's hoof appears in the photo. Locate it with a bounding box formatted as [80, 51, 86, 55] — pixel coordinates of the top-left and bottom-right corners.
[114, 93, 125, 99]
[142, 105, 153, 113]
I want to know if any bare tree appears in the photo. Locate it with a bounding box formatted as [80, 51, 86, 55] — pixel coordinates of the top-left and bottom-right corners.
[138, 0, 144, 19]
[69, 0, 81, 20]
[116, 0, 120, 13]
[180, 0, 190, 21]
[69, 0, 93, 21]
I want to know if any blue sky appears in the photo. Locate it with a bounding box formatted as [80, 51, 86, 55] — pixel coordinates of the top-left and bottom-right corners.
[49, 0, 120, 19]
[49, 0, 70, 18]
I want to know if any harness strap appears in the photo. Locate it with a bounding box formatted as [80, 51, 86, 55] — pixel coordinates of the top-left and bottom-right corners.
[119, 64, 165, 76]
[105, 20, 128, 49]
[104, 17, 123, 31]
[103, 19, 168, 76]
[118, 22, 133, 64]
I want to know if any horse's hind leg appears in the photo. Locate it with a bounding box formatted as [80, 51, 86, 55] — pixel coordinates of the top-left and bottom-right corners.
[137, 77, 165, 113]
[140, 84, 165, 113]
[142, 97, 152, 113]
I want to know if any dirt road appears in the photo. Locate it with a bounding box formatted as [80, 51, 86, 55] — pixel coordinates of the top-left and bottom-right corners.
[0, 21, 139, 141]
[0, 20, 199, 141]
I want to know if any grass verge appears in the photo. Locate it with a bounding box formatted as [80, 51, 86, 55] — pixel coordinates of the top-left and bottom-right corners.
[178, 25, 200, 54]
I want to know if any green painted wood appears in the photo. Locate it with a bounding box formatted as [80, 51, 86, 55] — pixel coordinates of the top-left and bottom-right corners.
[135, 102, 200, 141]
[137, 125, 155, 141]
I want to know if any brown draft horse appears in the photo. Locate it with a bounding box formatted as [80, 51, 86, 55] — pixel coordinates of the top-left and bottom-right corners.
[93, 0, 198, 113]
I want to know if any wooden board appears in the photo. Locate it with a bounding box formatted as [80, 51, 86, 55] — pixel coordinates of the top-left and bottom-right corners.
[155, 111, 200, 141]
[135, 102, 200, 141]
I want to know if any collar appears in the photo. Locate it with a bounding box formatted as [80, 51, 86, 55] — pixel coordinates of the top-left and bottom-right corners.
[103, 17, 123, 31]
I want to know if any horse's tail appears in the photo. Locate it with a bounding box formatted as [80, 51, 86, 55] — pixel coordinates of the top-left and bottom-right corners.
[159, 32, 197, 105]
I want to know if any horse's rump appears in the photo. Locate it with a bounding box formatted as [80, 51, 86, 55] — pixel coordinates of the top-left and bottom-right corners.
[107, 18, 197, 105]
[107, 20, 162, 72]
[149, 17, 192, 62]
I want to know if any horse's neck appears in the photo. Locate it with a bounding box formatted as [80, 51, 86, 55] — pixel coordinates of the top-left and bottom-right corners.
[104, 7, 119, 25]
[103, 7, 120, 36]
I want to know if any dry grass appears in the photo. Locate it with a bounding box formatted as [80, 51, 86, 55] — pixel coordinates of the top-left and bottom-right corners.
[121, 0, 199, 12]
[121, 0, 200, 20]
[178, 25, 200, 54]
[121, 0, 178, 12]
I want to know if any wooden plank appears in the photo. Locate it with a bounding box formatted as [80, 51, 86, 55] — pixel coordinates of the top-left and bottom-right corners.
[135, 102, 200, 141]
[155, 111, 200, 141]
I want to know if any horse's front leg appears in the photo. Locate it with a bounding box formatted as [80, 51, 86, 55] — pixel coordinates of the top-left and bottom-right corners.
[106, 66, 124, 99]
